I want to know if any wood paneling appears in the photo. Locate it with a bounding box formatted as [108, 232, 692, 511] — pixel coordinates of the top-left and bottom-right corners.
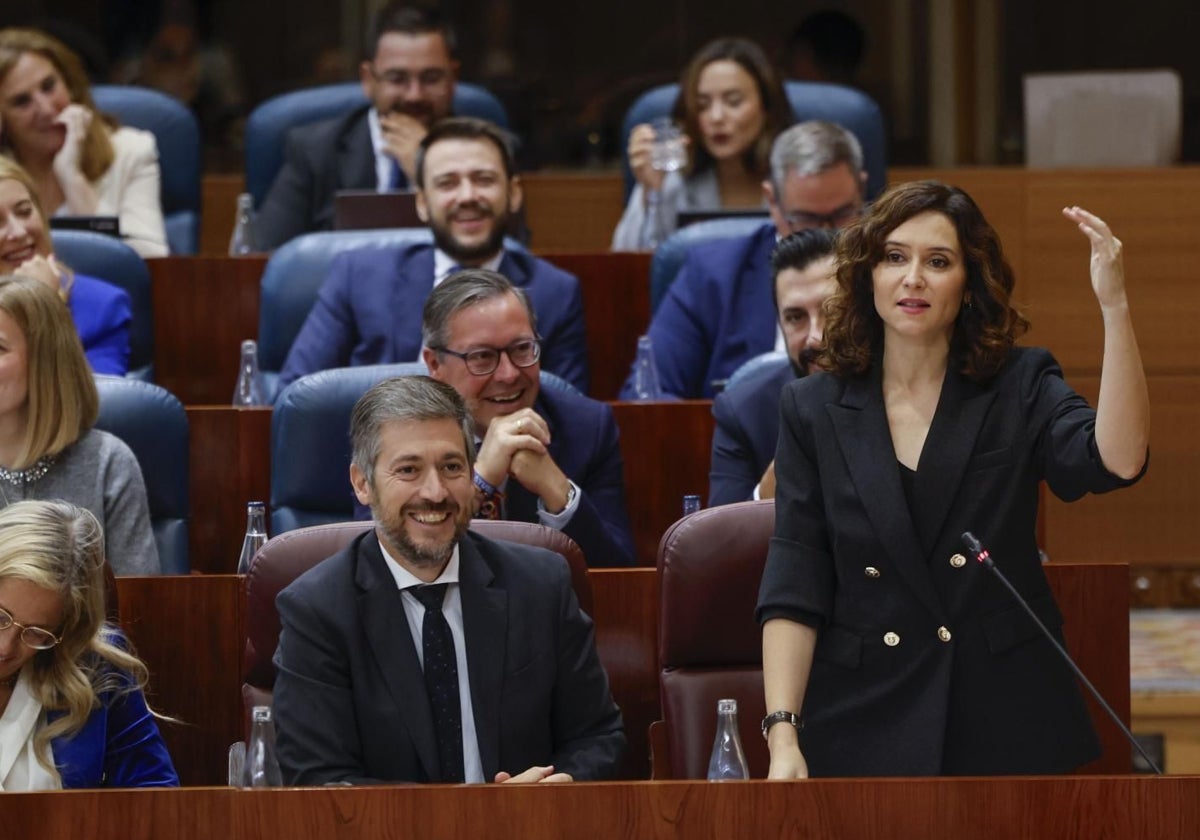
[116, 575, 244, 787]
[201, 174, 246, 256]
[522, 172, 627, 252]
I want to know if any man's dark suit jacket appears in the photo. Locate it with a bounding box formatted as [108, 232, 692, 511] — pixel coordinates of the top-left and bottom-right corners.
[350, 388, 635, 567]
[278, 243, 589, 392]
[758, 347, 1146, 777]
[709, 358, 794, 506]
[257, 106, 381, 250]
[273, 528, 627, 785]
[620, 223, 777, 399]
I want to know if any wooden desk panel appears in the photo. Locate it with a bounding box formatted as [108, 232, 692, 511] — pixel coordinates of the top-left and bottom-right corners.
[522, 171, 626, 252]
[611, 401, 715, 566]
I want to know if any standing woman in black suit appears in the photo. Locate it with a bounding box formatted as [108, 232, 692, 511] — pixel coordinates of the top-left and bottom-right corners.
[757, 180, 1148, 777]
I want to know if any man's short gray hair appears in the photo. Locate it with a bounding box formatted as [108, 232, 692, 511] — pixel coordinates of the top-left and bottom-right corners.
[769, 120, 864, 194]
[350, 376, 476, 484]
[421, 268, 538, 351]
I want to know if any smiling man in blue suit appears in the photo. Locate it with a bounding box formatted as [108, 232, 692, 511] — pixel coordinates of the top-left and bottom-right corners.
[278, 117, 589, 393]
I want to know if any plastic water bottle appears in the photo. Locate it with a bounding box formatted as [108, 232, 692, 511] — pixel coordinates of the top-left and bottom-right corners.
[707, 698, 750, 780]
[638, 189, 666, 250]
[232, 339, 267, 406]
[237, 501, 267, 575]
[631, 335, 663, 400]
[241, 705, 283, 787]
[229, 193, 258, 256]
[682, 494, 701, 516]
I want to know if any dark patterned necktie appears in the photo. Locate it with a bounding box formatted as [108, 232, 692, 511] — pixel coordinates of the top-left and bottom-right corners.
[410, 583, 465, 783]
[387, 158, 406, 191]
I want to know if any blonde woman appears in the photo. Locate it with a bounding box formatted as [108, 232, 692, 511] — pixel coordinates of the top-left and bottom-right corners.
[0, 275, 158, 575]
[0, 28, 168, 258]
[0, 500, 176, 789]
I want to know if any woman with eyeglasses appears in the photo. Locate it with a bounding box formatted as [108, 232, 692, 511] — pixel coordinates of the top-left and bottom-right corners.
[758, 181, 1148, 776]
[0, 28, 168, 258]
[612, 37, 792, 251]
[0, 275, 158, 575]
[0, 156, 132, 375]
[0, 500, 177, 790]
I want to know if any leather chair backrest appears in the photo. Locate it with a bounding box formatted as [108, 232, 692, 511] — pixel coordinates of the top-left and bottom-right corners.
[242, 518, 591, 713]
[91, 85, 201, 255]
[270, 363, 580, 536]
[620, 80, 886, 202]
[649, 218, 768, 314]
[256, 228, 527, 398]
[657, 499, 774, 779]
[244, 81, 511, 207]
[51, 230, 154, 380]
[94, 376, 190, 573]
[726, 351, 790, 392]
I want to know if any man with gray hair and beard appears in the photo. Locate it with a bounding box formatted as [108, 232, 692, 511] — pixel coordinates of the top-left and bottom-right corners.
[272, 375, 625, 786]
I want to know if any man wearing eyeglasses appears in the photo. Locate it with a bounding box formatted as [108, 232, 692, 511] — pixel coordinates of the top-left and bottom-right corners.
[421, 270, 635, 568]
[257, 4, 460, 249]
[278, 117, 588, 394]
[619, 120, 866, 399]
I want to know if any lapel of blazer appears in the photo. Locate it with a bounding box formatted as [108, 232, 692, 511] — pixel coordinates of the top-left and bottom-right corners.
[392, 247, 436, 360]
[337, 108, 377, 191]
[911, 365, 997, 557]
[458, 533, 507, 779]
[355, 531, 440, 781]
[828, 367, 942, 618]
[497, 251, 529, 289]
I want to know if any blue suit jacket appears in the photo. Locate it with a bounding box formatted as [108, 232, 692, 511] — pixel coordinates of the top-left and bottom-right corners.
[709, 359, 794, 506]
[48, 654, 178, 788]
[279, 244, 589, 392]
[274, 528, 626, 784]
[351, 387, 634, 567]
[70, 272, 132, 376]
[620, 223, 777, 399]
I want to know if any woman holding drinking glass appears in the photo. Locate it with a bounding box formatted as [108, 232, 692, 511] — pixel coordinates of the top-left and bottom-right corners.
[611, 37, 792, 251]
[0, 500, 177, 789]
[758, 181, 1148, 776]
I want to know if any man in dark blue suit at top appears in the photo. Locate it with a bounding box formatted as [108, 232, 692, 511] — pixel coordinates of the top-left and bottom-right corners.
[256, 4, 459, 248]
[709, 228, 838, 506]
[619, 120, 865, 399]
[278, 116, 589, 393]
[273, 375, 625, 784]
[421, 270, 635, 568]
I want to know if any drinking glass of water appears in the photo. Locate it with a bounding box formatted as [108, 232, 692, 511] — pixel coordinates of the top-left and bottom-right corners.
[650, 117, 687, 173]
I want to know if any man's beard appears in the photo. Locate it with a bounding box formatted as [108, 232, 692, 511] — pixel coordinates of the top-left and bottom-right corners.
[430, 201, 510, 263]
[374, 500, 468, 570]
[790, 347, 821, 379]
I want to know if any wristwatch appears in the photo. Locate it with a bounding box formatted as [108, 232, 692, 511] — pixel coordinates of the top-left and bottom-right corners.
[761, 710, 802, 740]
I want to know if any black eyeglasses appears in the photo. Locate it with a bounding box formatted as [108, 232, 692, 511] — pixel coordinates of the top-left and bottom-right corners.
[0, 605, 61, 650]
[434, 339, 541, 376]
[781, 202, 863, 232]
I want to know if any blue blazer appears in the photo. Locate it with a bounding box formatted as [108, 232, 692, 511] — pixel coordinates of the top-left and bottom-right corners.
[351, 388, 635, 568]
[274, 528, 626, 784]
[620, 223, 777, 399]
[48, 656, 178, 788]
[70, 273, 132, 376]
[279, 244, 589, 393]
[708, 359, 794, 506]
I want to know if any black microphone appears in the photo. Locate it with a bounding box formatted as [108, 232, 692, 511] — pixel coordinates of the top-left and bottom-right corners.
[960, 531, 1162, 775]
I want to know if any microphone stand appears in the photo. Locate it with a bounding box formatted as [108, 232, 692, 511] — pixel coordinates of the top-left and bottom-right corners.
[961, 531, 1162, 775]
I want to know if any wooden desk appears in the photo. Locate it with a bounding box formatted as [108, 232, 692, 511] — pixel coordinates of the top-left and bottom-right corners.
[116, 563, 1127, 786]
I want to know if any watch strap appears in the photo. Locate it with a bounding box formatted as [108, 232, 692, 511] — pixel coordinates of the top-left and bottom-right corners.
[761, 710, 802, 740]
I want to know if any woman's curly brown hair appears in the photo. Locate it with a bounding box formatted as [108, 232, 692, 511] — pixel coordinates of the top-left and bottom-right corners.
[820, 180, 1029, 382]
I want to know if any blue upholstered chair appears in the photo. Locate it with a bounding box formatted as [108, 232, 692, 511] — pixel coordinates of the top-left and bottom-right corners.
[50, 230, 153, 380]
[725, 351, 789, 393]
[649, 217, 768, 314]
[270, 364, 580, 535]
[257, 228, 526, 398]
[619, 80, 886, 202]
[94, 376, 190, 574]
[243, 81, 511, 207]
[91, 85, 201, 255]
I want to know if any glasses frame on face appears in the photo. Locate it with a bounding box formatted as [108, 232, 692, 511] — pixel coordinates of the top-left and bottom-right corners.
[0, 604, 61, 650]
[369, 66, 451, 92]
[433, 338, 541, 376]
[781, 202, 863, 233]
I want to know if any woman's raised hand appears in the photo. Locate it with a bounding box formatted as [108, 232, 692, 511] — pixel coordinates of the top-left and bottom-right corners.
[51, 103, 93, 178]
[628, 123, 666, 194]
[1062, 206, 1127, 310]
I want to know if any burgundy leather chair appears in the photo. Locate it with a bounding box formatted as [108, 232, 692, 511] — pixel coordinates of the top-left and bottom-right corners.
[651, 499, 774, 779]
[241, 520, 592, 718]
